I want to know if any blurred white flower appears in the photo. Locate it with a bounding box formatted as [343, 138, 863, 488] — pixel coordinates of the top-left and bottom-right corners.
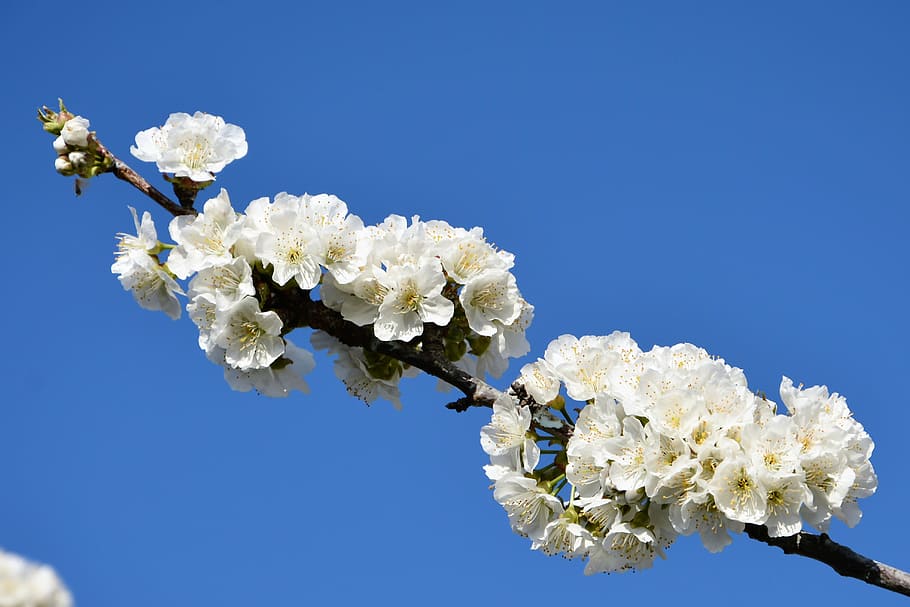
[0, 549, 73, 607]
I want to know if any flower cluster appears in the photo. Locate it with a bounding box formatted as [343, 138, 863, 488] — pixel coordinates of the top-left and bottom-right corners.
[38, 101, 112, 180]
[112, 189, 530, 405]
[482, 332, 876, 573]
[130, 111, 248, 182]
[0, 549, 72, 607]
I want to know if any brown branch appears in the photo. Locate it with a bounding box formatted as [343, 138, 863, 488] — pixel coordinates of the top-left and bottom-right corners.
[260, 282, 501, 408]
[93, 139, 196, 217]
[744, 524, 910, 597]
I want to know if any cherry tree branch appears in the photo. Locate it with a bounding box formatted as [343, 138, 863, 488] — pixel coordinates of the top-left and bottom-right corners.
[74, 121, 910, 599]
[125, 175, 910, 598]
[253, 275, 502, 407]
[93, 139, 196, 217]
[744, 524, 910, 597]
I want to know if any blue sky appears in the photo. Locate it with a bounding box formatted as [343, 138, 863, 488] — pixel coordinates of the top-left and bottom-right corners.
[3, 2, 909, 605]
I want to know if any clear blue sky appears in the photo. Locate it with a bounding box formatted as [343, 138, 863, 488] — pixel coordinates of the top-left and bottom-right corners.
[4, 2, 909, 605]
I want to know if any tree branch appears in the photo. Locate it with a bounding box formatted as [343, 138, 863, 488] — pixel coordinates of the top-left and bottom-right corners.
[258, 280, 502, 408]
[744, 524, 910, 597]
[93, 139, 195, 217]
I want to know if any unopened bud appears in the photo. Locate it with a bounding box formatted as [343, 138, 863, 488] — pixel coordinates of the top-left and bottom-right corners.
[37, 100, 72, 135]
[54, 157, 74, 175]
[52, 135, 68, 154]
[61, 116, 91, 148]
[68, 151, 88, 168]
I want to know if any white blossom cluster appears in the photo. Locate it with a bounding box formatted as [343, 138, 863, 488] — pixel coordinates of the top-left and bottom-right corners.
[0, 549, 72, 607]
[482, 331, 876, 574]
[130, 111, 248, 182]
[51, 116, 92, 176]
[112, 188, 531, 405]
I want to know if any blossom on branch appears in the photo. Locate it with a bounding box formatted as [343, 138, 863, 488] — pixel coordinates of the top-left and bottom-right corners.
[111, 207, 184, 319]
[483, 332, 877, 574]
[130, 111, 248, 182]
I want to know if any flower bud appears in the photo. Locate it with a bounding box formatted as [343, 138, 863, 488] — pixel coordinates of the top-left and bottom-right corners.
[68, 151, 88, 168]
[52, 135, 68, 154]
[37, 99, 74, 135]
[61, 116, 91, 148]
[54, 156, 74, 175]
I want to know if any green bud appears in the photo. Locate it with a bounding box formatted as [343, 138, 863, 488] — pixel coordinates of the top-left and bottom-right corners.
[630, 508, 652, 529]
[467, 334, 492, 357]
[444, 338, 467, 362]
[363, 350, 402, 382]
[446, 323, 466, 344]
[548, 394, 566, 411]
[37, 99, 73, 135]
[271, 356, 293, 370]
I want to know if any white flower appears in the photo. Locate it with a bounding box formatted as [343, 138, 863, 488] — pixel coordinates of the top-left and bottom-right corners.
[565, 454, 606, 498]
[473, 298, 534, 379]
[187, 293, 219, 352]
[316, 212, 369, 285]
[115, 206, 159, 253]
[708, 454, 767, 524]
[0, 549, 73, 607]
[800, 452, 855, 531]
[111, 207, 184, 319]
[187, 257, 255, 310]
[459, 269, 521, 336]
[649, 388, 706, 439]
[492, 473, 563, 541]
[113, 256, 184, 320]
[60, 116, 90, 148]
[310, 331, 407, 409]
[255, 193, 322, 289]
[642, 431, 691, 498]
[437, 226, 512, 284]
[567, 395, 622, 465]
[533, 515, 595, 558]
[130, 111, 247, 181]
[373, 260, 454, 342]
[602, 416, 648, 495]
[480, 393, 538, 473]
[167, 189, 243, 279]
[670, 495, 743, 553]
[222, 340, 315, 397]
[544, 334, 622, 401]
[518, 360, 561, 405]
[585, 523, 662, 573]
[322, 269, 388, 327]
[232, 196, 277, 262]
[759, 471, 811, 537]
[212, 297, 284, 369]
[740, 417, 800, 476]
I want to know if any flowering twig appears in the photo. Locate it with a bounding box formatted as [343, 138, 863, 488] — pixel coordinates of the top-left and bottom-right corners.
[744, 524, 910, 597]
[39, 102, 910, 598]
[263, 284, 502, 407]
